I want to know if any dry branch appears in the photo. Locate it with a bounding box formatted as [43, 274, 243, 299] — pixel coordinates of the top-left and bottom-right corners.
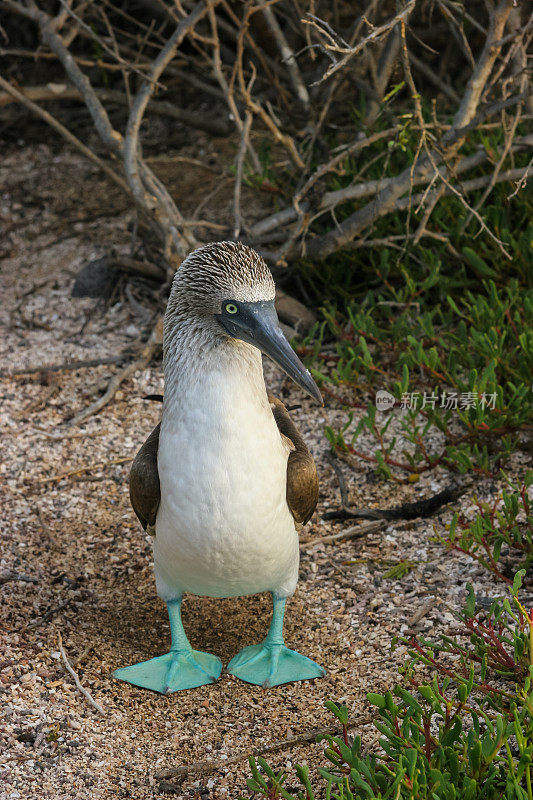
[234, 105, 253, 238]
[67, 316, 163, 427]
[0, 75, 131, 197]
[2, 0, 528, 271]
[365, 24, 401, 126]
[408, 51, 460, 104]
[0, 572, 38, 586]
[4, 0, 206, 259]
[36, 457, 133, 485]
[300, 0, 516, 261]
[58, 633, 105, 715]
[250, 132, 531, 242]
[302, 520, 387, 547]
[304, 1, 416, 84]
[123, 1, 213, 255]
[155, 716, 372, 781]
[207, 2, 261, 173]
[460, 10, 530, 231]
[0, 83, 231, 135]
[257, 0, 309, 110]
[394, 167, 527, 210]
[1, 355, 128, 378]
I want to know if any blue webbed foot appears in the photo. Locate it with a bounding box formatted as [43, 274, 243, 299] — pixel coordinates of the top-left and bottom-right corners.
[227, 595, 325, 687]
[227, 643, 325, 687]
[113, 649, 222, 694]
[113, 598, 222, 693]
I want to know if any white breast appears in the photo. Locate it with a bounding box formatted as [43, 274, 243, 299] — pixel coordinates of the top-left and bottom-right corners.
[153, 345, 299, 600]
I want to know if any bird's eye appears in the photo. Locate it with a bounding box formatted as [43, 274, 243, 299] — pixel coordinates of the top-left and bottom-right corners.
[225, 303, 238, 314]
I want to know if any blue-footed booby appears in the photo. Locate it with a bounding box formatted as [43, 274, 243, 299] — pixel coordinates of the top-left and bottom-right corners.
[113, 241, 324, 693]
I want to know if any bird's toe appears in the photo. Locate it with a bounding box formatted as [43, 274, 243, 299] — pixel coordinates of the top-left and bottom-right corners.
[114, 649, 222, 694]
[228, 643, 324, 687]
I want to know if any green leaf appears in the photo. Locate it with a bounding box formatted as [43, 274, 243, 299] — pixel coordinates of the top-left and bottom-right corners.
[512, 569, 526, 596]
[463, 247, 497, 278]
[465, 584, 476, 617]
[367, 693, 387, 709]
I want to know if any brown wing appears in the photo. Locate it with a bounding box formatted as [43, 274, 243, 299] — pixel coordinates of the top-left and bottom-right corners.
[129, 423, 161, 533]
[268, 394, 319, 525]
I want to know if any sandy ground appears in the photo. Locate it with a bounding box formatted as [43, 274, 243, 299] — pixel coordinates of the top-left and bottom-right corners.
[1, 145, 531, 800]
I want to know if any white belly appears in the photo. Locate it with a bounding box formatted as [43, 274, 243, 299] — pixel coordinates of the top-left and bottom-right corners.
[153, 368, 299, 600]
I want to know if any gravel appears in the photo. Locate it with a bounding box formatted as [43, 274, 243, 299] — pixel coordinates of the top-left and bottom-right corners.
[1, 144, 530, 800]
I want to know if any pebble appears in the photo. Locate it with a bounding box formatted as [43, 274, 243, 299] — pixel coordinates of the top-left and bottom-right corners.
[0, 161, 524, 800]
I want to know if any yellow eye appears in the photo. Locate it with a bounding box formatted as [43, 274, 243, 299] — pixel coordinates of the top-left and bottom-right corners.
[225, 303, 238, 314]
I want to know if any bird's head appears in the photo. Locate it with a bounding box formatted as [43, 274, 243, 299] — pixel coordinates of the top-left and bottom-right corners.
[167, 241, 322, 404]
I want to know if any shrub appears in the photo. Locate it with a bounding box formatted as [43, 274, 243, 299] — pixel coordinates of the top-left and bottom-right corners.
[438, 472, 533, 583]
[300, 275, 532, 480]
[245, 572, 533, 799]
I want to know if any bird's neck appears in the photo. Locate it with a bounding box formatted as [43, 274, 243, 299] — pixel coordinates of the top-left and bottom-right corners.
[162, 316, 267, 422]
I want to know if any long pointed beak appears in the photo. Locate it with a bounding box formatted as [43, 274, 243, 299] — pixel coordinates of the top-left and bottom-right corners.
[217, 300, 323, 404]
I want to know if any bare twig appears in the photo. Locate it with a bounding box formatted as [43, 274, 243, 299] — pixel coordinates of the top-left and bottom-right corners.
[0, 76, 130, 197]
[56, 0, 164, 86]
[454, 0, 515, 128]
[396, 167, 527, 211]
[5, 0, 203, 259]
[155, 716, 372, 781]
[402, 10, 514, 261]
[437, 0, 476, 68]
[26, 3, 124, 156]
[302, 4, 378, 175]
[288, 166, 524, 259]
[320, 138, 531, 208]
[409, 51, 460, 104]
[460, 11, 529, 231]
[3, 0, 526, 269]
[249, 127, 401, 238]
[234, 106, 253, 238]
[251, 133, 531, 242]
[300, 0, 516, 261]
[67, 317, 163, 426]
[58, 633, 105, 716]
[1, 355, 128, 378]
[301, 520, 387, 547]
[365, 24, 401, 126]
[124, 3, 210, 255]
[257, 0, 309, 110]
[208, 1, 261, 173]
[304, 1, 415, 84]
[112, 256, 165, 280]
[35, 457, 133, 485]
[0, 83, 230, 135]
[0, 47, 153, 73]
[0, 572, 38, 586]
[507, 154, 533, 199]
[413, 185, 445, 244]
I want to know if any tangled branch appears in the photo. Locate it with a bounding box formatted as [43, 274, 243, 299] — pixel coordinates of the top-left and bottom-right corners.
[1, 0, 530, 269]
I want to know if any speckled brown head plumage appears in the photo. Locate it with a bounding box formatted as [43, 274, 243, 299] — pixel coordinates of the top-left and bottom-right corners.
[162, 241, 322, 406]
[163, 241, 276, 372]
[169, 241, 275, 312]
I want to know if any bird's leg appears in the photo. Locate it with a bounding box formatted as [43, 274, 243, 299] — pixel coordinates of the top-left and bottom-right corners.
[113, 598, 222, 694]
[227, 595, 325, 687]
[168, 597, 193, 652]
